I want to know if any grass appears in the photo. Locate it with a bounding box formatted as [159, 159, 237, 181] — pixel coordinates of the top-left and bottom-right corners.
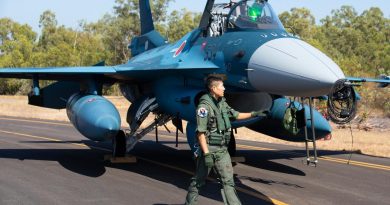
[0, 95, 389, 158]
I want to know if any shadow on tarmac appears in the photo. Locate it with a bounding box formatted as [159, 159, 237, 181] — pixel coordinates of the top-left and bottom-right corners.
[0, 149, 106, 177]
[0, 139, 354, 204]
[0, 139, 279, 204]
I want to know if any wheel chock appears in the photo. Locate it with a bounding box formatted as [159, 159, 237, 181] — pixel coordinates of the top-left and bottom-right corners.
[231, 156, 245, 163]
[104, 155, 137, 163]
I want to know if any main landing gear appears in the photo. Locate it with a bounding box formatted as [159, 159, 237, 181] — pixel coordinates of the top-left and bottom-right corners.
[105, 130, 136, 163]
[112, 130, 126, 157]
[109, 97, 174, 163]
[109, 114, 172, 163]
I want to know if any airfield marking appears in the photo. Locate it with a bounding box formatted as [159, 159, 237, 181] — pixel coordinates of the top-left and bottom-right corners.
[155, 135, 390, 171]
[0, 129, 110, 152]
[0, 129, 288, 205]
[139, 156, 288, 205]
[235, 144, 390, 171]
[0, 117, 71, 127]
[318, 156, 390, 171]
[1, 116, 389, 171]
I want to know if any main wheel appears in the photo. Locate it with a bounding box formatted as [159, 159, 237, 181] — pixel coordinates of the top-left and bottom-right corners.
[112, 130, 126, 157]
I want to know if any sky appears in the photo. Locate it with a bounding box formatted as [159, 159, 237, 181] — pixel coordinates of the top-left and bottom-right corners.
[0, 0, 389, 34]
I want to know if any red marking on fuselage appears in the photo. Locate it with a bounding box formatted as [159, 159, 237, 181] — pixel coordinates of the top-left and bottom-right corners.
[174, 40, 187, 58]
[87, 98, 96, 103]
[201, 41, 207, 50]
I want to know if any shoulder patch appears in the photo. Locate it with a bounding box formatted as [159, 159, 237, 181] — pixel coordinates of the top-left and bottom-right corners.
[197, 107, 208, 118]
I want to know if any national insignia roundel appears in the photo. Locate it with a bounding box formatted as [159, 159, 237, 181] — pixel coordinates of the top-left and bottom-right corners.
[197, 107, 208, 118]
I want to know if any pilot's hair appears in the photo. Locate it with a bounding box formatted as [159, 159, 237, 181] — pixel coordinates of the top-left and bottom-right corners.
[205, 75, 223, 92]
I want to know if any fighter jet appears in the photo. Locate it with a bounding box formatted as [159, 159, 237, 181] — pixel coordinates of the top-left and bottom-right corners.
[0, 0, 388, 164]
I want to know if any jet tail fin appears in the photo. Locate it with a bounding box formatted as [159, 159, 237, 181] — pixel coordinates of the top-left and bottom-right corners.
[130, 0, 166, 56]
[140, 0, 154, 34]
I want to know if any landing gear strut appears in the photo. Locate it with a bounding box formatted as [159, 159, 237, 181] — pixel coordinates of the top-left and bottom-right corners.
[106, 130, 136, 163]
[112, 130, 126, 157]
[126, 114, 172, 152]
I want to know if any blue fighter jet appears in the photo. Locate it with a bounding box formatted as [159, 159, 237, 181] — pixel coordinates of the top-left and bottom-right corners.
[0, 0, 389, 163]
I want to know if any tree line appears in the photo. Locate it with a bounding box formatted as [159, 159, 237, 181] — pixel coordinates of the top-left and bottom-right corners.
[0, 1, 388, 115]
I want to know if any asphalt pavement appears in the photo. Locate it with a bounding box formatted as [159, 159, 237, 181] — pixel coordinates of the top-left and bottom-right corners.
[0, 116, 389, 205]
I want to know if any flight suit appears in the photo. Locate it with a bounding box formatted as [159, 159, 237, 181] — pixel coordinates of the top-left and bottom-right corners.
[185, 93, 242, 205]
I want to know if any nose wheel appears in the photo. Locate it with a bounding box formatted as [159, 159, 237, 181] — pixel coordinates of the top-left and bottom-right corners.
[112, 130, 126, 157]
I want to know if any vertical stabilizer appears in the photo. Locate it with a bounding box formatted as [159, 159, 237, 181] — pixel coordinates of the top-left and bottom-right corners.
[130, 0, 167, 56]
[140, 0, 154, 34]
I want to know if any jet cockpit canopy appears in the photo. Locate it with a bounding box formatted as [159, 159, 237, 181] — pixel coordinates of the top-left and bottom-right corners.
[205, 0, 285, 37]
[228, 0, 284, 30]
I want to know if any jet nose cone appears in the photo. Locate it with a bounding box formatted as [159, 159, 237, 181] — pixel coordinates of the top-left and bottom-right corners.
[248, 38, 345, 97]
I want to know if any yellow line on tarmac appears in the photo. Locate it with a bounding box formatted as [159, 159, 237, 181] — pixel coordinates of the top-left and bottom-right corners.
[236, 144, 390, 171]
[136, 156, 288, 205]
[0, 129, 109, 152]
[237, 144, 275, 151]
[0, 129, 288, 205]
[0, 117, 71, 127]
[1, 114, 388, 172]
[318, 156, 390, 171]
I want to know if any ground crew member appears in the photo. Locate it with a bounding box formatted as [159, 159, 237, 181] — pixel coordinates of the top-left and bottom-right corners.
[185, 75, 268, 205]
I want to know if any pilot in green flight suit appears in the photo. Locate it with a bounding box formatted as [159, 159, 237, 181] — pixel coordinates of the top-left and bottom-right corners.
[185, 75, 268, 205]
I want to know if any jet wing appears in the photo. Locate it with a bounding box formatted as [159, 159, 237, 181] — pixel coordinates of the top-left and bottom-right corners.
[0, 66, 117, 81]
[347, 76, 390, 88]
[0, 60, 219, 82]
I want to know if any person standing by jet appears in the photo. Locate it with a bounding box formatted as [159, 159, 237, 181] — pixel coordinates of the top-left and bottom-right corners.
[185, 75, 268, 205]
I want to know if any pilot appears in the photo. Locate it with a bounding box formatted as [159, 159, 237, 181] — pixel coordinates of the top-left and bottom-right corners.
[185, 75, 268, 205]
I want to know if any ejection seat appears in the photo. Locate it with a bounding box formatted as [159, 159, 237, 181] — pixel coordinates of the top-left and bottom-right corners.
[206, 3, 231, 37]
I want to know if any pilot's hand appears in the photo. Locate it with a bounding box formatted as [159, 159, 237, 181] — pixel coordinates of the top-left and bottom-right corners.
[251, 110, 269, 117]
[204, 153, 214, 167]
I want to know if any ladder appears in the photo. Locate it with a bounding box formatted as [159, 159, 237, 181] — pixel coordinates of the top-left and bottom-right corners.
[300, 97, 318, 167]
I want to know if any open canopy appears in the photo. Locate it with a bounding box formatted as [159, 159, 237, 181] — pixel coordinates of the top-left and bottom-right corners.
[228, 0, 285, 30]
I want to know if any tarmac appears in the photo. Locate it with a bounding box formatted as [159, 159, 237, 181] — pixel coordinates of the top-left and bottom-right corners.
[0, 116, 389, 205]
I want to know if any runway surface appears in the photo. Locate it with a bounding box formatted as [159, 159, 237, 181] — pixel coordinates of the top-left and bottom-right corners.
[0, 116, 389, 205]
